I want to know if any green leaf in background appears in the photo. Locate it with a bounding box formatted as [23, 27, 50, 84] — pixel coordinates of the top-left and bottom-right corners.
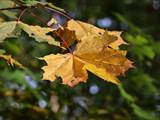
[0, 0, 19, 9]
[125, 33, 155, 60]
[118, 84, 157, 120]
[132, 45, 155, 60]
[0, 21, 17, 43]
[118, 84, 135, 102]
[131, 103, 157, 120]
[131, 72, 157, 95]
[126, 34, 148, 46]
[141, 46, 155, 59]
[118, 83, 158, 120]
[1, 69, 26, 83]
[135, 35, 148, 45]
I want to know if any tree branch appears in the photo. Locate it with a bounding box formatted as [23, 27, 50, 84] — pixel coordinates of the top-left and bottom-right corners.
[0, 5, 72, 20]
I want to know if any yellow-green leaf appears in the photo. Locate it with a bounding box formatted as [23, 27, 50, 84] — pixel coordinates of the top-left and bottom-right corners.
[19, 22, 60, 46]
[0, 0, 18, 9]
[0, 21, 17, 43]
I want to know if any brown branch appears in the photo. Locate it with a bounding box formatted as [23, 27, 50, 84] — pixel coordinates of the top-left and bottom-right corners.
[44, 6, 72, 20]
[17, 8, 28, 22]
[0, 5, 72, 20]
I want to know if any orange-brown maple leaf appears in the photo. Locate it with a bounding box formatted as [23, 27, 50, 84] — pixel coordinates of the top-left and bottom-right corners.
[41, 20, 133, 87]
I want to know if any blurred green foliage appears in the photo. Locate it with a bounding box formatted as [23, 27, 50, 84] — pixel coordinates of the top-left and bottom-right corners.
[0, 0, 160, 120]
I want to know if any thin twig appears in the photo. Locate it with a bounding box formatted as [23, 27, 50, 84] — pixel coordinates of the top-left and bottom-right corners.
[0, 5, 72, 20]
[29, 10, 47, 24]
[44, 6, 72, 20]
[17, 8, 28, 22]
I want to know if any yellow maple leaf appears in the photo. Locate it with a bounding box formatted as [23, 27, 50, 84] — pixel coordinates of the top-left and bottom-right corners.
[58, 19, 127, 49]
[41, 25, 133, 87]
[41, 54, 88, 87]
[66, 19, 104, 40]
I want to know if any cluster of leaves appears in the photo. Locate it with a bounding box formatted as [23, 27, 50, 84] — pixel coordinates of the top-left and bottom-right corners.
[0, 0, 133, 87]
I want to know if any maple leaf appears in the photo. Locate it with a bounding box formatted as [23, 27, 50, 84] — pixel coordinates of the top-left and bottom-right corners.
[67, 20, 127, 48]
[66, 19, 104, 40]
[41, 54, 88, 87]
[56, 19, 127, 49]
[0, 21, 60, 46]
[41, 28, 133, 87]
[19, 22, 60, 46]
[75, 33, 133, 76]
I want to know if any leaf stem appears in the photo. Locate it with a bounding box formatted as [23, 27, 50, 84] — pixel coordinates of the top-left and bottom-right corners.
[17, 8, 28, 22]
[29, 10, 47, 24]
